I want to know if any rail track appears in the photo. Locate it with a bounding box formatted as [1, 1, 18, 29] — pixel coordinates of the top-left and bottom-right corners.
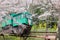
[0, 31, 57, 40]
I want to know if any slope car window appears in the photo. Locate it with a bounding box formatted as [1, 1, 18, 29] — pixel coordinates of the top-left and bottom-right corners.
[13, 16, 19, 27]
[2, 17, 7, 27]
[24, 11, 33, 26]
[2, 20, 6, 27]
[6, 16, 12, 26]
[10, 12, 17, 27]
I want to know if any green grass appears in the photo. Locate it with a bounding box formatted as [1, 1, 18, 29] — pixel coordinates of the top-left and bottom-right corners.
[0, 36, 44, 40]
[27, 37, 44, 40]
[31, 23, 57, 32]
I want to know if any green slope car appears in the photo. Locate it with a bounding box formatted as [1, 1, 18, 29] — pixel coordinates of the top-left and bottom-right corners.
[1, 11, 33, 35]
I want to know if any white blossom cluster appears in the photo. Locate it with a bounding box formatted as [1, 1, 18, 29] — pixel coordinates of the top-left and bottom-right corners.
[0, 0, 59, 21]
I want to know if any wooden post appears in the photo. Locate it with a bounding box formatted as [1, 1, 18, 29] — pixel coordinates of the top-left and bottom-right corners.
[58, 13, 60, 40]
